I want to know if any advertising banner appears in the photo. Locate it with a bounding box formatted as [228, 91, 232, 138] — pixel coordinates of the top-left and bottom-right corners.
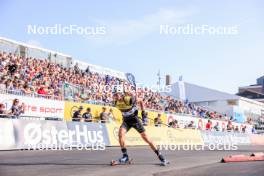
[0, 119, 16, 150]
[12, 119, 110, 149]
[166, 128, 203, 145]
[2, 119, 263, 151]
[66, 122, 110, 147]
[201, 131, 251, 145]
[106, 124, 203, 146]
[250, 134, 264, 145]
[12, 119, 68, 149]
[0, 93, 64, 119]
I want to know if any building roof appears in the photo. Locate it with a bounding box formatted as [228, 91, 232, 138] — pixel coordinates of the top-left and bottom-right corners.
[0, 36, 71, 58]
[164, 82, 239, 102]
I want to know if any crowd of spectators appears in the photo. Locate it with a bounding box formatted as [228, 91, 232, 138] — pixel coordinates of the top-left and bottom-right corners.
[0, 51, 123, 104]
[0, 51, 236, 123]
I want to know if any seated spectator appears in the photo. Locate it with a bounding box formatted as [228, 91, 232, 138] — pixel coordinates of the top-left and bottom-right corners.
[210, 112, 216, 119]
[200, 110, 205, 118]
[82, 107, 93, 122]
[154, 113, 162, 127]
[23, 84, 32, 94]
[100, 107, 108, 123]
[37, 86, 47, 95]
[72, 106, 83, 121]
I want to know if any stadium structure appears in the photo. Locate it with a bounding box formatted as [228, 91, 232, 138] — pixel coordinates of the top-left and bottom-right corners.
[165, 81, 264, 131]
[0, 37, 264, 176]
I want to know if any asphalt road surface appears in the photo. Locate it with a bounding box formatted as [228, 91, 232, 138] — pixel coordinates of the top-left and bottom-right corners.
[0, 145, 263, 176]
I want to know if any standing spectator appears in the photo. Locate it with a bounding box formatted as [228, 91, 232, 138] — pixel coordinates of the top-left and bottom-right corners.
[252, 125, 257, 134]
[154, 113, 162, 127]
[213, 122, 220, 131]
[100, 107, 108, 123]
[85, 66, 91, 76]
[107, 108, 116, 123]
[242, 126, 247, 133]
[74, 63, 80, 74]
[10, 99, 25, 118]
[168, 120, 179, 128]
[186, 121, 195, 129]
[0, 103, 7, 118]
[205, 120, 212, 130]
[227, 121, 233, 132]
[234, 126, 239, 132]
[141, 111, 148, 126]
[0, 78, 6, 90]
[82, 107, 93, 122]
[199, 109, 206, 118]
[72, 106, 83, 122]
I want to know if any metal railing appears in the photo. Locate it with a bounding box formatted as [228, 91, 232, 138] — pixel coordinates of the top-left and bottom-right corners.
[0, 88, 253, 126]
[0, 89, 63, 101]
[0, 114, 62, 121]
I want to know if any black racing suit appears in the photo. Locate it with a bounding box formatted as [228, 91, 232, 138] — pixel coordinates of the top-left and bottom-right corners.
[115, 96, 145, 133]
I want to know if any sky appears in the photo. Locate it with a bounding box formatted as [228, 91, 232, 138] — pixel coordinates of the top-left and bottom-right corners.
[0, 0, 263, 94]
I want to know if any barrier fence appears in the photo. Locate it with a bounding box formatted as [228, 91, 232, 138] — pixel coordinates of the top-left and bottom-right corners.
[0, 118, 263, 151]
[106, 124, 203, 146]
[1, 92, 254, 136]
[201, 131, 251, 145]
[0, 119, 110, 150]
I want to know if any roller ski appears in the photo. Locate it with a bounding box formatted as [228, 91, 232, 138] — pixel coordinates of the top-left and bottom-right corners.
[158, 153, 170, 166]
[110, 156, 133, 166]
